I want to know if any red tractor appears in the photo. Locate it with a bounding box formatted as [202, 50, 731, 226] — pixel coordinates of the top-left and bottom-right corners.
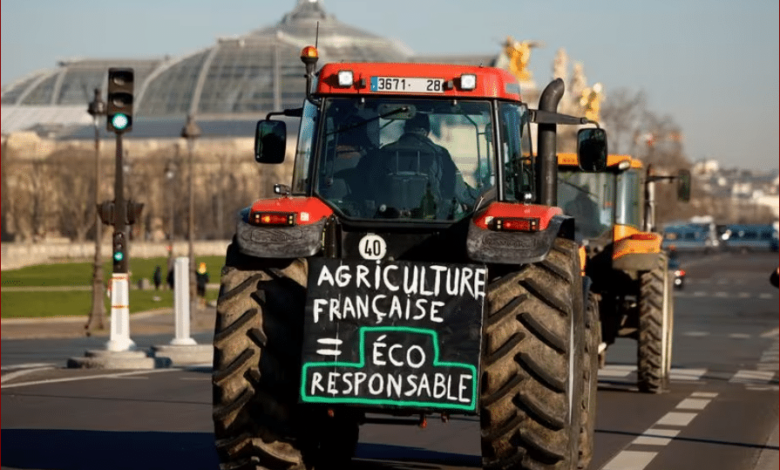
[212, 45, 608, 470]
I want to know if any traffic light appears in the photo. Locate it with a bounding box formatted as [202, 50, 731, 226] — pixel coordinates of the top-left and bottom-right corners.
[112, 231, 127, 273]
[97, 201, 115, 225]
[126, 200, 144, 225]
[107, 68, 134, 134]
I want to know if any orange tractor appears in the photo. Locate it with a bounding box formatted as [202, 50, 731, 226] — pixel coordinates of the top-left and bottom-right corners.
[557, 153, 690, 393]
[211, 44, 609, 470]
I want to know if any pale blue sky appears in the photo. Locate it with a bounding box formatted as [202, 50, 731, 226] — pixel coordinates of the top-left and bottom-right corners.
[2, 0, 778, 171]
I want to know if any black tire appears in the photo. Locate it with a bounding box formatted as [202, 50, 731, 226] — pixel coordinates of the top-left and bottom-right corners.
[636, 255, 671, 394]
[212, 242, 359, 470]
[578, 293, 600, 470]
[663, 271, 674, 382]
[480, 238, 585, 470]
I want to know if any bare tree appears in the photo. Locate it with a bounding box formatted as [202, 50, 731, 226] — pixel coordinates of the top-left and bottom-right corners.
[600, 88, 648, 155]
[48, 148, 95, 242]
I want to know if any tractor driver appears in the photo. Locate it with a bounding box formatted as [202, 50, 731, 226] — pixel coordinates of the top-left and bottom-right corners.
[565, 184, 602, 238]
[374, 113, 478, 218]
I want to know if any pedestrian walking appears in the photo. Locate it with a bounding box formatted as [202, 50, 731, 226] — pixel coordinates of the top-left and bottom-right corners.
[153, 265, 162, 290]
[196, 262, 209, 306]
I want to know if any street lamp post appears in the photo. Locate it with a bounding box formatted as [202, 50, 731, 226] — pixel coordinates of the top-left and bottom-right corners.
[181, 114, 202, 311]
[165, 159, 176, 282]
[86, 88, 106, 334]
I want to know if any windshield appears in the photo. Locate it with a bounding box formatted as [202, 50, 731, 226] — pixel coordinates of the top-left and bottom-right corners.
[312, 97, 495, 221]
[558, 171, 615, 241]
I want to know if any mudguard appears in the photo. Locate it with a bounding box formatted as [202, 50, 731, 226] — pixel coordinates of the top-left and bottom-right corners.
[466, 214, 574, 265]
[235, 207, 326, 258]
[612, 252, 663, 273]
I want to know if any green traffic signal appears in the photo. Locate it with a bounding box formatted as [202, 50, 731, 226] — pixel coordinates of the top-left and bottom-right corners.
[111, 113, 130, 131]
[113, 251, 124, 262]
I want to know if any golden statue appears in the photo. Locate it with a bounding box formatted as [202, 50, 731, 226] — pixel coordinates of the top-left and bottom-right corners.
[579, 82, 604, 122]
[503, 37, 543, 82]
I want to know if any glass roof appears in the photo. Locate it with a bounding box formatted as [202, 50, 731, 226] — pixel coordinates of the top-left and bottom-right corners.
[0, 0, 500, 136]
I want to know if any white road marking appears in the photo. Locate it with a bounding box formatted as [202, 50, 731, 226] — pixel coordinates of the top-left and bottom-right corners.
[2, 363, 56, 371]
[676, 398, 711, 410]
[738, 292, 751, 298]
[761, 328, 779, 338]
[730, 370, 777, 384]
[729, 333, 751, 339]
[669, 368, 707, 381]
[714, 292, 729, 298]
[759, 293, 774, 299]
[760, 353, 778, 362]
[693, 291, 707, 297]
[656, 412, 697, 426]
[1, 367, 55, 384]
[758, 363, 779, 371]
[683, 331, 710, 337]
[632, 428, 681, 446]
[690, 391, 718, 398]
[0, 369, 177, 389]
[599, 365, 636, 377]
[602, 450, 657, 470]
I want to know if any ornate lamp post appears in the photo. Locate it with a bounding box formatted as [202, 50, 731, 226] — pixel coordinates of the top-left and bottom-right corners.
[86, 88, 106, 334]
[181, 114, 202, 309]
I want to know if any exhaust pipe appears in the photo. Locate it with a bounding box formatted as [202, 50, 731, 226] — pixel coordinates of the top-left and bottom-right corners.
[537, 78, 565, 207]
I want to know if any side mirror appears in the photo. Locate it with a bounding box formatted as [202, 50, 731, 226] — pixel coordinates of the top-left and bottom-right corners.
[677, 169, 691, 202]
[577, 128, 608, 172]
[255, 120, 287, 164]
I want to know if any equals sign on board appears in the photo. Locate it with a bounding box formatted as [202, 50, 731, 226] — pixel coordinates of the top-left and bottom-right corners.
[316, 338, 343, 356]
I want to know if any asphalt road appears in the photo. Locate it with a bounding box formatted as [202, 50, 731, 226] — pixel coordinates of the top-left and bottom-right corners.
[2, 251, 777, 470]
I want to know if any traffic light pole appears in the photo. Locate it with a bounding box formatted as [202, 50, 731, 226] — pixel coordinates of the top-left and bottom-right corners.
[106, 132, 135, 352]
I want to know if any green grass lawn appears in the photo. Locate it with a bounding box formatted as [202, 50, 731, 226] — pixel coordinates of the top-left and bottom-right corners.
[2, 255, 224, 318]
[2, 255, 226, 288]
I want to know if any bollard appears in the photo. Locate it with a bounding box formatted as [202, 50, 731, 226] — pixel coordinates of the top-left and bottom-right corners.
[106, 272, 136, 351]
[171, 257, 197, 346]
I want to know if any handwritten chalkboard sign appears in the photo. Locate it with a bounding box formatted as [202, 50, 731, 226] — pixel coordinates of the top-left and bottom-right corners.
[299, 258, 486, 412]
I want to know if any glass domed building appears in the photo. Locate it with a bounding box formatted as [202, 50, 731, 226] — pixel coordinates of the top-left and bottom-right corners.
[1, 0, 428, 138]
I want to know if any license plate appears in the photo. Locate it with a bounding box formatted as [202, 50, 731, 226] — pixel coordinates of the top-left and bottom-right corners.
[370, 76, 445, 93]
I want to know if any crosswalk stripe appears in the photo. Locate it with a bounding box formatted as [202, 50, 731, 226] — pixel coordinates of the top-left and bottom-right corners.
[729, 370, 777, 384]
[760, 328, 779, 338]
[602, 450, 657, 470]
[632, 428, 680, 446]
[669, 369, 707, 381]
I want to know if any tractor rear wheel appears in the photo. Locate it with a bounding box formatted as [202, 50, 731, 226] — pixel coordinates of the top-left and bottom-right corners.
[480, 238, 585, 470]
[637, 255, 671, 394]
[212, 242, 359, 470]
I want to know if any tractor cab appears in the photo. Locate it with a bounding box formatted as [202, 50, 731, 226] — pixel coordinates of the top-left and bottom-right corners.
[255, 52, 606, 231]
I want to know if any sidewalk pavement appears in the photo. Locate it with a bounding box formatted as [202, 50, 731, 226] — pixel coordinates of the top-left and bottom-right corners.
[1, 305, 217, 341]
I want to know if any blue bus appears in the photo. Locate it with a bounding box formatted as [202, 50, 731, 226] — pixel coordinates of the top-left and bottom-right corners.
[661, 223, 721, 253]
[721, 224, 779, 252]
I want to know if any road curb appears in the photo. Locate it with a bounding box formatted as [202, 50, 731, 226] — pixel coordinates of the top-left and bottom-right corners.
[1, 308, 173, 325]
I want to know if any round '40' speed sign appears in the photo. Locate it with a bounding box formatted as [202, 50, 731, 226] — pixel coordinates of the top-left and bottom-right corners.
[359, 234, 386, 260]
